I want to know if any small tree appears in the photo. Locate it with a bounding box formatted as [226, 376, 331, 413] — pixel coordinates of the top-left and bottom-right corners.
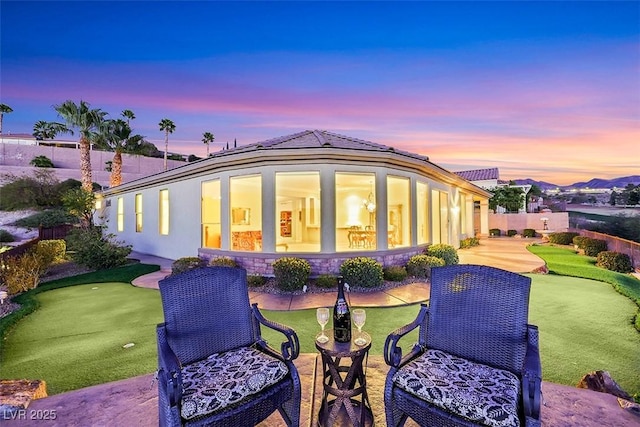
[489, 186, 525, 213]
[62, 188, 96, 228]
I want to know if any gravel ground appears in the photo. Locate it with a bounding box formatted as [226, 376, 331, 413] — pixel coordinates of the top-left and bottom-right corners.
[0, 209, 39, 243]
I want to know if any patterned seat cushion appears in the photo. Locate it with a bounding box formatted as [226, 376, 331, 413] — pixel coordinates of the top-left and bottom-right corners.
[392, 349, 521, 427]
[180, 346, 288, 420]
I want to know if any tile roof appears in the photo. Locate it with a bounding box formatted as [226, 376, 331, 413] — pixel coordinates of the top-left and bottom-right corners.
[454, 167, 499, 182]
[211, 129, 429, 162]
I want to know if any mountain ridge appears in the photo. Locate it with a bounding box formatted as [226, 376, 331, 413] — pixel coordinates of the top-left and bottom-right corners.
[513, 175, 640, 191]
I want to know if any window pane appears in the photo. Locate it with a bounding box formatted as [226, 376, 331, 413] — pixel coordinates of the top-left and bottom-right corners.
[230, 175, 262, 251]
[201, 180, 221, 248]
[135, 193, 143, 233]
[387, 176, 410, 248]
[460, 192, 468, 235]
[159, 189, 169, 235]
[417, 181, 429, 245]
[275, 172, 321, 252]
[335, 173, 376, 252]
[117, 197, 124, 232]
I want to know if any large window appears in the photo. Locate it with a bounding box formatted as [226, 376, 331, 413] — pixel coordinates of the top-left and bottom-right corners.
[335, 173, 376, 251]
[416, 181, 429, 245]
[135, 193, 143, 233]
[159, 189, 169, 235]
[275, 172, 321, 252]
[117, 197, 124, 232]
[460, 192, 468, 236]
[387, 176, 410, 248]
[431, 190, 449, 244]
[201, 180, 221, 248]
[230, 175, 262, 251]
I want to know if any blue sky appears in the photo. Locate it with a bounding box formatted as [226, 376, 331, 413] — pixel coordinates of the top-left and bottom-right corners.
[2, 1, 638, 185]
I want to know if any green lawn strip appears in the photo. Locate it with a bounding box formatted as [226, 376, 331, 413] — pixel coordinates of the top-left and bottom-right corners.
[0, 282, 162, 395]
[528, 244, 640, 330]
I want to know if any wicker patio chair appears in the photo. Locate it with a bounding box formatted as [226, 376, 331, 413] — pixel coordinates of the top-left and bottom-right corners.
[384, 264, 542, 427]
[156, 266, 301, 426]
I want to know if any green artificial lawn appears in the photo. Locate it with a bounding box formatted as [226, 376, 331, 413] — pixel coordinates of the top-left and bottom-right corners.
[0, 283, 163, 394]
[1, 249, 639, 397]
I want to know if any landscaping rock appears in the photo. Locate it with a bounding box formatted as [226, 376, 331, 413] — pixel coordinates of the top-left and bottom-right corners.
[577, 370, 632, 400]
[0, 379, 47, 419]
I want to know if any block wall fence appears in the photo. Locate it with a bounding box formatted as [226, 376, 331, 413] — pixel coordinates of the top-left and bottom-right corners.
[0, 143, 184, 187]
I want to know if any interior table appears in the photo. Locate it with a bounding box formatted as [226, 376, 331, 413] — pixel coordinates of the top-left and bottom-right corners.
[315, 330, 373, 427]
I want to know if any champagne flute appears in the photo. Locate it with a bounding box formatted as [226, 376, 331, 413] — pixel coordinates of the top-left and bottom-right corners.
[316, 307, 330, 343]
[353, 308, 367, 346]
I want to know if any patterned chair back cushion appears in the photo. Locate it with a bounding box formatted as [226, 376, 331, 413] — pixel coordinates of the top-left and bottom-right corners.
[424, 265, 531, 373]
[159, 267, 255, 365]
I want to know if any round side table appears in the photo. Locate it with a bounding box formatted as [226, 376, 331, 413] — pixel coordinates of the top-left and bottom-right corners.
[315, 330, 373, 427]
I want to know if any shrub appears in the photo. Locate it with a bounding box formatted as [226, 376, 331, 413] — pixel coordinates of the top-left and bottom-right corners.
[14, 209, 78, 228]
[0, 170, 63, 210]
[426, 244, 459, 265]
[596, 251, 633, 273]
[383, 265, 408, 282]
[523, 229, 536, 238]
[1, 252, 47, 295]
[315, 274, 337, 289]
[273, 257, 311, 291]
[548, 232, 580, 245]
[406, 255, 445, 278]
[30, 155, 54, 168]
[35, 239, 66, 267]
[66, 227, 132, 270]
[171, 257, 206, 275]
[507, 229, 517, 237]
[489, 228, 501, 236]
[0, 229, 15, 243]
[583, 238, 608, 257]
[209, 256, 237, 267]
[247, 274, 266, 287]
[572, 235, 590, 249]
[340, 257, 384, 288]
[459, 237, 479, 249]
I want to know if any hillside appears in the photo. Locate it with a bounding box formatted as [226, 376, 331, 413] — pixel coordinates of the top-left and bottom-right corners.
[513, 175, 640, 191]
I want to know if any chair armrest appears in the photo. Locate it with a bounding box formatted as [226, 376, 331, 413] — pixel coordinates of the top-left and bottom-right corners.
[384, 304, 428, 367]
[156, 323, 183, 407]
[522, 324, 542, 421]
[251, 303, 300, 361]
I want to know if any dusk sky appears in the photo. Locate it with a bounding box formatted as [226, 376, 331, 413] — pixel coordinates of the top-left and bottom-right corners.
[1, 1, 638, 186]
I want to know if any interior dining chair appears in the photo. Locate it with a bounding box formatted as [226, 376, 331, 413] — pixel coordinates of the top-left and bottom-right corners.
[384, 264, 542, 427]
[156, 266, 301, 426]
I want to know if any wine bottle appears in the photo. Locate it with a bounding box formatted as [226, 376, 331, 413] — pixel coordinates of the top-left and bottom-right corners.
[333, 276, 351, 343]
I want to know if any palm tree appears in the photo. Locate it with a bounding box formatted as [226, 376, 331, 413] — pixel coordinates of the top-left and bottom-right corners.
[32, 120, 69, 142]
[202, 131, 215, 157]
[0, 104, 13, 135]
[121, 109, 135, 125]
[97, 119, 145, 187]
[158, 118, 175, 171]
[54, 100, 107, 191]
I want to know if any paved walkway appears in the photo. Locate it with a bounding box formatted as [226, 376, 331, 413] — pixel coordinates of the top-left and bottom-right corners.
[130, 236, 547, 310]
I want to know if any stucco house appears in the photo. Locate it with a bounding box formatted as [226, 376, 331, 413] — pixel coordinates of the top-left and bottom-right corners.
[96, 130, 492, 275]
